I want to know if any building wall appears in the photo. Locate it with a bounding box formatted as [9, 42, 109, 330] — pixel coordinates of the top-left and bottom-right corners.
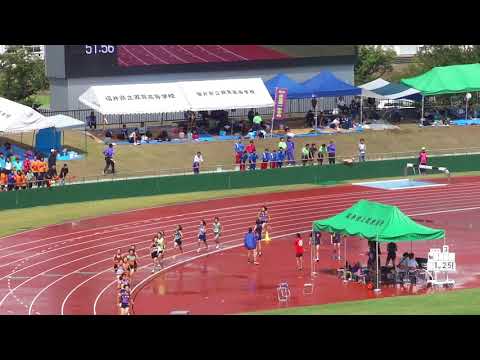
[51, 63, 354, 111]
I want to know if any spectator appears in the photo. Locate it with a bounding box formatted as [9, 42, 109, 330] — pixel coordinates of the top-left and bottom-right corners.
[305, 110, 315, 128]
[261, 148, 271, 170]
[301, 144, 310, 166]
[234, 139, 245, 165]
[25, 169, 35, 189]
[11, 156, 22, 173]
[104, 129, 113, 144]
[398, 252, 409, 270]
[128, 129, 140, 145]
[418, 147, 428, 174]
[0, 152, 5, 172]
[327, 140, 336, 165]
[59, 164, 69, 185]
[38, 157, 48, 187]
[249, 150, 258, 170]
[87, 111, 97, 130]
[7, 171, 15, 191]
[22, 155, 31, 174]
[48, 149, 57, 174]
[309, 143, 317, 166]
[247, 109, 255, 123]
[286, 137, 295, 165]
[252, 112, 263, 131]
[270, 149, 278, 169]
[358, 138, 366, 162]
[0, 171, 6, 191]
[317, 144, 327, 165]
[277, 149, 285, 168]
[4, 156, 12, 174]
[240, 150, 248, 172]
[407, 253, 418, 270]
[246, 140, 256, 154]
[193, 151, 203, 175]
[121, 124, 129, 140]
[330, 117, 340, 131]
[103, 143, 115, 175]
[385, 242, 397, 267]
[278, 137, 287, 152]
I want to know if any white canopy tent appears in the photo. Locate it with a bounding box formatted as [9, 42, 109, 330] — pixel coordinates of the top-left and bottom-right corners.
[359, 78, 390, 91]
[78, 83, 191, 115]
[47, 114, 85, 129]
[181, 78, 274, 111]
[0, 96, 53, 133]
[78, 78, 274, 115]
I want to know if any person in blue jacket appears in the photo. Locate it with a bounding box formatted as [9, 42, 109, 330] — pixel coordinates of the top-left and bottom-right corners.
[261, 148, 271, 170]
[270, 149, 278, 169]
[249, 150, 258, 170]
[277, 149, 285, 168]
[244, 227, 259, 265]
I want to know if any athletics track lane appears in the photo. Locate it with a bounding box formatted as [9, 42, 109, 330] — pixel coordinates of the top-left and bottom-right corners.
[0, 176, 480, 314]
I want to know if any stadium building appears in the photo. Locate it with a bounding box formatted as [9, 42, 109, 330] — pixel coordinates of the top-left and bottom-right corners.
[45, 45, 357, 115]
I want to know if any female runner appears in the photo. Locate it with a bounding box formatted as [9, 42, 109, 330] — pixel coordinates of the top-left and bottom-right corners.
[113, 248, 122, 273]
[127, 248, 138, 281]
[197, 220, 208, 253]
[254, 219, 263, 256]
[157, 231, 167, 268]
[117, 272, 130, 291]
[150, 235, 160, 273]
[258, 206, 270, 241]
[213, 217, 222, 249]
[118, 285, 132, 315]
[173, 225, 184, 258]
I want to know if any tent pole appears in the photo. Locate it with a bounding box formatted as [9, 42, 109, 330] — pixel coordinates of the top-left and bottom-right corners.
[421, 95, 425, 125]
[360, 95, 363, 124]
[343, 235, 348, 282]
[374, 236, 381, 292]
[310, 227, 315, 277]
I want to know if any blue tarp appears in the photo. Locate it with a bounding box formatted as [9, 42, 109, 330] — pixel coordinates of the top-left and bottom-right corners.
[264, 73, 311, 99]
[451, 118, 480, 126]
[301, 71, 362, 97]
[36, 128, 62, 156]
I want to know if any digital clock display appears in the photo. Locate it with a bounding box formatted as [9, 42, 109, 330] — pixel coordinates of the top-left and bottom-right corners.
[85, 45, 116, 55]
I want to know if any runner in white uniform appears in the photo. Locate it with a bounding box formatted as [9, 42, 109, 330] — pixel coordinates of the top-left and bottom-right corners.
[213, 217, 222, 249]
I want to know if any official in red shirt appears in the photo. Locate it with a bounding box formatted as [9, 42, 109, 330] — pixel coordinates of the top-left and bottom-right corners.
[295, 233, 304, 271]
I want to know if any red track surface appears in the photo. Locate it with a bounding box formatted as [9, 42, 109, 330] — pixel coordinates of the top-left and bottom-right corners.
[1, 176, 480, 315]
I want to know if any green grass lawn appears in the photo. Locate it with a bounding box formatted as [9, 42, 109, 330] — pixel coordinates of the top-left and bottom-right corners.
[248, 288, 480, 315]
[0, 183, 318, 238]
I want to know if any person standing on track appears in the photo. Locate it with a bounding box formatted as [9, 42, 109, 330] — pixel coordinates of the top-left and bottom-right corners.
[213, 217, 222, 249]
[173, 225, 184, 257]
[197, 220, 208, 253]
[332, 232, 341, 260]
[244, 227, 259, 265]
[254, 219, 263, 257]
[295, 233, 305, 271]
[311, 232, 321, 262]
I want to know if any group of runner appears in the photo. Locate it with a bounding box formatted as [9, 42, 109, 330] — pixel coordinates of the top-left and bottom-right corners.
[113, 245, 139, 315]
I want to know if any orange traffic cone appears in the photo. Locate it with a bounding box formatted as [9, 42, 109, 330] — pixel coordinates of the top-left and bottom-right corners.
[264, 231, 271, 241]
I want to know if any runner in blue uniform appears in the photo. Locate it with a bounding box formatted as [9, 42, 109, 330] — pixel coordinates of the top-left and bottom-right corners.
[173, 225, 183, 258]
[118, 285, 132, 315]
[197, 220, 208, 253]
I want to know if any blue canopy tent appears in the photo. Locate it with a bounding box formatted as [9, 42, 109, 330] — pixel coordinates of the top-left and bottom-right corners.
[301, 71, 362, 97]
[264, 73, 311, 99]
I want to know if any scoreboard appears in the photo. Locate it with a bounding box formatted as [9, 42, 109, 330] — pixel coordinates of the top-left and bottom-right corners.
[59, 45, 357, 78]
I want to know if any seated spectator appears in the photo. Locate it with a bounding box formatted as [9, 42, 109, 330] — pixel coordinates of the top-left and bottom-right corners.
[252, 112, 263, 131]
[128, 129, 140, 145]
[138, 122, 147, 135]
[12, 156, 22, 172]
[121, 124, 129, 140]
[309, 143, 317, 165]
[397, 252, 409, 270]
[0, 152, 5, 172]
[301, 144, 310, 166]
[406, 253, 419, 270]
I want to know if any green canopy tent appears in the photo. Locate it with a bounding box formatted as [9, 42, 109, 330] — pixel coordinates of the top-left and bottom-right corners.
[401, 63, 480, 120]
[312, 200, 445, 290]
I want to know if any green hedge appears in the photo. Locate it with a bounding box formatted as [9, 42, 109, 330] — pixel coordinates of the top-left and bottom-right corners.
[1, 154, 479, 210]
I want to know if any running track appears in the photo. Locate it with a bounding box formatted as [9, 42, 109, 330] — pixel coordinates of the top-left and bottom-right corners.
[1, 176, 480, 315]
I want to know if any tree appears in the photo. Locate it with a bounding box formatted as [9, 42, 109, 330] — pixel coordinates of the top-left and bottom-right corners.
[416, 45, 480, 71]
[0, 47, 49, 106]
[354, 45, 396, 85]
